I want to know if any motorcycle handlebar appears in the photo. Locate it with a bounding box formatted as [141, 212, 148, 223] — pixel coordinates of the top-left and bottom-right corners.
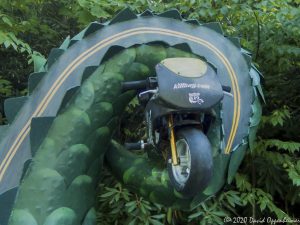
[122, 77, 157, 92]
[124, 141, 143, 150]
[122, 80, 148, 92]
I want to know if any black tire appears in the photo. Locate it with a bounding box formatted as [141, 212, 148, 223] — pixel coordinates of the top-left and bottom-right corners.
[167, 126, 213, 197]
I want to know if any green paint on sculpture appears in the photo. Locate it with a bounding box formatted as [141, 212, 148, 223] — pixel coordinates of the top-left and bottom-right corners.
[8, 46, 202, 224]
[106, 140, 193, 208]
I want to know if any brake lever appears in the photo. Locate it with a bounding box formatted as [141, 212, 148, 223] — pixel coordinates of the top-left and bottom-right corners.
[138, 89, 158, 98]
[222, 85, 233, 98]
[223, 91, 234, 98]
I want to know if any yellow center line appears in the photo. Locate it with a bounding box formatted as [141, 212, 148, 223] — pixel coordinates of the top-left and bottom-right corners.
[0, 26, 241, 182]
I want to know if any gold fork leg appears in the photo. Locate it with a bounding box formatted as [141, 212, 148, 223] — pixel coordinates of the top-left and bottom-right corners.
[168, 114, 178, 166]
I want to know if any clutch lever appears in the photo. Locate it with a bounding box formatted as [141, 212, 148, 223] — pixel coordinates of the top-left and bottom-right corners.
[222, 85, 233, 98]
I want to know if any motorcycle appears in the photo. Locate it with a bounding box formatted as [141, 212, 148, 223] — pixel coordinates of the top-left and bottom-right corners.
[122, 57, 232, 197]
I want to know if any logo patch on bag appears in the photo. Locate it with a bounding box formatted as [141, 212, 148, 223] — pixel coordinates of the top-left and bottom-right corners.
[188, 93, 204, 105]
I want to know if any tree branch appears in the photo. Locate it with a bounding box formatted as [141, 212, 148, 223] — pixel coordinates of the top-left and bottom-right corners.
[253, 11, 260, 61]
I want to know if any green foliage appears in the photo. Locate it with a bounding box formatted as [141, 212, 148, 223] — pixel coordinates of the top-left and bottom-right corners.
[262, 139, 300, 154]
[0, 0, 80, 123]
[286, 161, 300, 187]
[97, 172, 166, 225]
[1, 0, 300, 224]
[261, 106, 291, 127]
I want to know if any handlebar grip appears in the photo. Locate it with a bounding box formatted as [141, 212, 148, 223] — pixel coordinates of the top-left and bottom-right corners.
[125, 141, 142, 150]
[222, 85, 231, 93]
[122, 80, 148, 92]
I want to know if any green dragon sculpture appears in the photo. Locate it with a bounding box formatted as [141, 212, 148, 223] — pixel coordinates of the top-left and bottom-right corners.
[0, 8, 263, 225]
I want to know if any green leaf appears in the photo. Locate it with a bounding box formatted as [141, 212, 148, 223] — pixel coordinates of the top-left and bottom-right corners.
[212, 211, 227, 217]
[223, 190, 242, 207]
[167, 208, 172, 224]
[125, 201, 136, 207]
[261, 107, 291, 127]
[149, 219, 164, 225]
[3, 40, 11, 48]
[235, 173, 252, 192]
[286, 163, 300, 186]
[100, 191, 115, 198]
[128, 218, 136, 225]
[77, 0, 89, 8]
[263, 139, 300, 153]
[188, 210, 203, 220]
[2, 16, 13, 26]
[151, 214, 165, 219]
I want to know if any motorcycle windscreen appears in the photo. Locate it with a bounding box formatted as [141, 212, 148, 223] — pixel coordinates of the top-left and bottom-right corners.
[155, 58, 224, 110]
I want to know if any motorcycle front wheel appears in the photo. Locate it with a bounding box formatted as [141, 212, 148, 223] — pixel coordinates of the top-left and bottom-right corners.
[167, 127, 213, 197]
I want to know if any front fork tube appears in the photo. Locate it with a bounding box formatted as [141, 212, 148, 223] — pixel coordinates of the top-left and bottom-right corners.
[168, 114, 179, 166]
